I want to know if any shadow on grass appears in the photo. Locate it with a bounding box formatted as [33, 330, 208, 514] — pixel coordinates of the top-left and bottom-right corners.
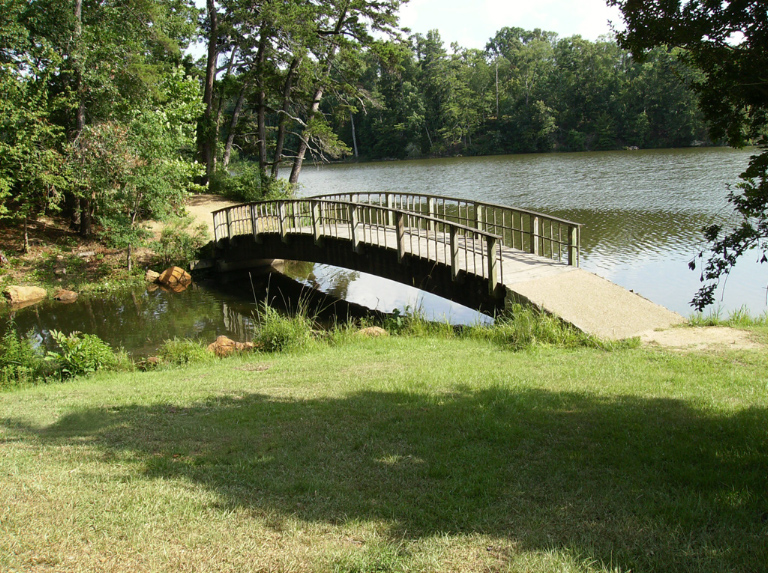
[6, 387, 768, 571]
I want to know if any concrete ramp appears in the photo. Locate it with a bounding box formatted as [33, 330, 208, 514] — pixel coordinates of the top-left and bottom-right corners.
[506, 268, 686, 340]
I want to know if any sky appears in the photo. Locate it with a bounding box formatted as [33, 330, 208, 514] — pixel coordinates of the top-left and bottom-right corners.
[398, 0, 624, 49]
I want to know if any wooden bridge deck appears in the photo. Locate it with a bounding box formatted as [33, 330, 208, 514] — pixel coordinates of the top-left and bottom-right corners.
[213, 195, 685, 340]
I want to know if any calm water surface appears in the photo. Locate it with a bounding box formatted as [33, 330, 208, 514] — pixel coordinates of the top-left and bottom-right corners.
[295, 147, 766, 316]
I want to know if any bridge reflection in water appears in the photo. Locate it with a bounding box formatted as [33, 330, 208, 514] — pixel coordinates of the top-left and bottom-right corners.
[212, 193, 684, 340]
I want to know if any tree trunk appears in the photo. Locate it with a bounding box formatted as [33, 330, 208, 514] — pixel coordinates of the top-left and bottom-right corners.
[350, 113, 359, 158]
[271, 57, 301, 179]
[255, 28, 270, 172]
[222, 81, 249, 169]
[288, 5, 347, 185]
[74, 0, 91, 238]
[289, 84, 324, 185]
[214, 46, 238, 164]
[199, 0, 219, 184]
[23, 216, 29, 254]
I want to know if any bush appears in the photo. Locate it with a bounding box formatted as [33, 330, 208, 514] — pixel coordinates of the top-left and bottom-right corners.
[253, 304, 314, 352]
[0, 324, 43, 388]
[153, 215, 209, 267]
[46, 330, 121, 379]
[210, 162, 294, 203]
[158, 338, 216, 365]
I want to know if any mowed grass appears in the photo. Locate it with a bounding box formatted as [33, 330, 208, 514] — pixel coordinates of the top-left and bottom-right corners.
[1, 336, 767, 572]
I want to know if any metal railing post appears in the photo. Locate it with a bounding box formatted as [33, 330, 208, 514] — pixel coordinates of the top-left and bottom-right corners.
[450, 226, 459, 281]
[568, 225, 579, 267]
[225, 209, 232, 240]
[396, 211, 406, 263]
[250, 204, 262, 244]
[487, 235, 499, 294]
[312, 201, 322, 246]
[530, 215, 539, 256]
[427, 197, 436, 232]
[278, 201, 288, 243]
[386, 193, 394, 227]
[475, 204, 485, 232]
[351, 204, 361, 253]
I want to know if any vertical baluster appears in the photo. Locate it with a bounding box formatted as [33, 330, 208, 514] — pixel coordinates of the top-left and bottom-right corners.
[487, 235, 499, 294]
[568, 225, 579, 267]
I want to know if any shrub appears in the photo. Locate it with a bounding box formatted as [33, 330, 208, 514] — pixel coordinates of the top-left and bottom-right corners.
[253, 304, 314, 352]
[210, 162, 294, 203]
[0, 324, 42, 388]
[46, 330, 120, 379]
[157, 338, 216, 365]
[153, 215, 209, 268]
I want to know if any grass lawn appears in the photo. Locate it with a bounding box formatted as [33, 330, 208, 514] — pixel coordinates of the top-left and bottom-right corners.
[1, 336, 767, 572]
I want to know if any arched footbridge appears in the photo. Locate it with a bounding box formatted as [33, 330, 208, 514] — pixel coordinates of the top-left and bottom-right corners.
[212, 192, 684, 340]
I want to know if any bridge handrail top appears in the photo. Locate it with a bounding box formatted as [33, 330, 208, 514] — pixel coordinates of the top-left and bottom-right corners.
[212, 198, 505, 241]
[307, 191, 582, 228]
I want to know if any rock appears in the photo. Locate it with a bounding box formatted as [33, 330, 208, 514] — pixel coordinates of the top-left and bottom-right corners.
[358, 326, 389, 338]
[145, 269, 161, 283]
[53, 289, 78, 303]
[157, 266, 192, 289]
[3, 285, 47, 307]
[0, 251, 8, 266]
[54, 267, 66, 276]
[77, 251, 96, 258]
[207, 335, 256, 357]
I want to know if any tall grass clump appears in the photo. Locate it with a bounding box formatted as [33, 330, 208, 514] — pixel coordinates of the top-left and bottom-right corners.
[0, 324, 43, 388]
[157, 338, 216, 365]
[470, 304, 622, 350]
[253, 303, 315, 352]
[382, 306, 455, 338]
[689, 305, 768, 327]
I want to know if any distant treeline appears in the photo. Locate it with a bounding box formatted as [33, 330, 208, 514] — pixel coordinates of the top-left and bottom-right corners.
[311, 28, 709, 161]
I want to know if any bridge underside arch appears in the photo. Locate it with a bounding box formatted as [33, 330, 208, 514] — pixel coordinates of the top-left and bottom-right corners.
[215, 233, 506, 315]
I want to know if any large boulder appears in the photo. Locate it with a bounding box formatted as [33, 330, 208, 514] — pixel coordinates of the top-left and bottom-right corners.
[157, 266, 192, 289]
[357, 326, 389, 338]
[3, 285, 47, 307]
[53, 289, 78, 303]
[207, 335, 256, 357]
[145, 269, 161, 283]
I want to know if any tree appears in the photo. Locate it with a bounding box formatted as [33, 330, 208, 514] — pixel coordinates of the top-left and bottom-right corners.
[0, 0, 69, 250]
[608, 0, 768, 309]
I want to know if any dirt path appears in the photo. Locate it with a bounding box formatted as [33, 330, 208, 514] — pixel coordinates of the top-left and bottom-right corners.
[185, 194, 241, 238]
[640, 325, 763, 351]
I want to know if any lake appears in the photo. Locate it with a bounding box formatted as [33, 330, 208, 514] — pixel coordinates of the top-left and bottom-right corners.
[293, 147, 765, 317]
[3, 147, 764, 357]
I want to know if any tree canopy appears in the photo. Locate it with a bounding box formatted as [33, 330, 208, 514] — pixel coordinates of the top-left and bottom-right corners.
[608, 0, 768, 309]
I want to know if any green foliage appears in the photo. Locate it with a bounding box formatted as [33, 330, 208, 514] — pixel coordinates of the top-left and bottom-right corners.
[609, 0, 768, 310]
[46, 330, 121, 379]
[157, 338, 215, 366]
[466, 304, 630, 351]
[153, 215, 209, 267]
[0, 324, 42, 388]
[253, 304, 314, 353]
[210, 163, 294, 203]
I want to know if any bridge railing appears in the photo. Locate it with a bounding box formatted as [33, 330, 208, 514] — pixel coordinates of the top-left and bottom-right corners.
[309, 192, 581, 266]
[213, 199, 505, 292]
